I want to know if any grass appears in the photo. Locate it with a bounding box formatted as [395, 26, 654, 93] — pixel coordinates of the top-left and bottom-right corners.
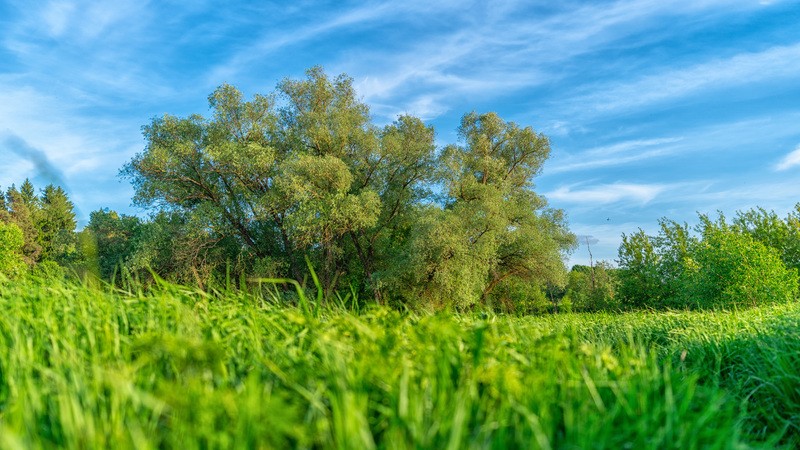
[0, 277, 798, 449]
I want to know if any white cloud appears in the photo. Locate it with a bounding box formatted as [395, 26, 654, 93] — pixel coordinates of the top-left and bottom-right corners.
[41, 0, 76, 38]
[547, 183, 667, 204]
[776, 145, 800, 171]
[12, 0, 150, 44]
[548, 137, 684, 174]
[544, 112, 800, 178]
[566, 43, 800, 116]
[193, 0, 779, 123]
[206, 2, 407, 85]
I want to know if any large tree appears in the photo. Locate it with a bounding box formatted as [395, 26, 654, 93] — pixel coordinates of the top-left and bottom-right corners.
[124, 68, 574, 307]
[124, 67, 436, 297]
[389, 112, 576, 308]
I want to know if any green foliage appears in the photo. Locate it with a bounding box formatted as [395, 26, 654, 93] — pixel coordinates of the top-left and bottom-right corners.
[30, 259, 66, 281]
[37, 185, 78, 264]
[0, 221, 26, 278]
[490, 278, 559, 314]
[389, 112, 575, 309]
[123, 68, 571, 308]
[617, 213, 798, 309]
[565, 262, 619, 312]
[82, 209, 143, 281]
[686, 215, 798, 308]
[275, 153, 381, 250]
[4, 183, 42, 264]
[1, 180, 78, 269]
[617, 229, 662, 307]
[80, 209, 233, 287]
[732, 205, 800, 271]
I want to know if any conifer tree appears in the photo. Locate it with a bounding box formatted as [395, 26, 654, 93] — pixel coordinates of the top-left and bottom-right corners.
[38, 185, 78, 263]
[6, 184, 41, 265]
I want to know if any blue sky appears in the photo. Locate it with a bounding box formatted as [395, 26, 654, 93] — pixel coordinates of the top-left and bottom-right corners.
[2, 0, 800, 266]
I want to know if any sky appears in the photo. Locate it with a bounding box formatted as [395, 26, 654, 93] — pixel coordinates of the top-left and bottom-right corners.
[1, 0, 800, 266]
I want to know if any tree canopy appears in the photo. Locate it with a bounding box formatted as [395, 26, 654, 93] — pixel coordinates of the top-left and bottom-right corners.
[1, 180, 77, 268]
[122, 67, 575, 308]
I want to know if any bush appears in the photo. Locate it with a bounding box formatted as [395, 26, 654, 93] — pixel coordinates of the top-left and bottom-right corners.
[494, 280, 557, 314]
[616, 214, 799, 310]
[566, 262, 619, 312]
[0, 221, 26, 278]
[617, 229, 664, 308]
[733, 204, 800, 271]
[31, 260, 67, 281]
[685, 221, 798, 308]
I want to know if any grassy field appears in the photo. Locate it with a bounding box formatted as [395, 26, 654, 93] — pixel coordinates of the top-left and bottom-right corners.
[0, 278, 798, 449]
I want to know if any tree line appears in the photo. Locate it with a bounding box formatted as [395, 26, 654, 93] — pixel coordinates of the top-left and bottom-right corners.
[0, 180, 77, 278]
[563, 208, 800, 311]
[2, 67, 798, 312]
[1, 68, 577, 311]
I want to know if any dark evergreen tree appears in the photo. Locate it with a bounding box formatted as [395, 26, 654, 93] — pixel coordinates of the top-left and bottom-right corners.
[38, 185, 78, 263]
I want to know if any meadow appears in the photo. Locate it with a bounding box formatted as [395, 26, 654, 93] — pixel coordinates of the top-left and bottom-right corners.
[1, 277, 798, 449]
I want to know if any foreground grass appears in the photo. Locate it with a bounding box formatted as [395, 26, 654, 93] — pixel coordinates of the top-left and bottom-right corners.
[0, 279, 798, 449]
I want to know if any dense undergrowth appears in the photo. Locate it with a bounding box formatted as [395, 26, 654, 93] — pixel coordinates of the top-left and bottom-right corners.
[0, 277, 798, 449]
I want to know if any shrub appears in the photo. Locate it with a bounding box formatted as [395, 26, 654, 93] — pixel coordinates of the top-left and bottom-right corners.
[31, 260, 66, 281]
[686, 220, 798, 308]
[617, 214, 799, 310]
[566, 262, 619, 312]
[617, 229, 663, 308]
[491, 279, 556, 314]
[0, 221, 26, 278]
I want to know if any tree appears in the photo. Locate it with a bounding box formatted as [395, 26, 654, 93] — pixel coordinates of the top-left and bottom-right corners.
[337, 115, 436, 300]
[19, 179, 37, 207]
[391, 112, 576, 308]
[38, 185, 78, 264]
[565, 262, 619, 312]
[617, 229, 663, 308]
[5, 183, 41, 265]
[0, 188, 9, 222]
[84, 209, 143, 281]
[124, 67, 437, 298]
[123, 68, 575, 308]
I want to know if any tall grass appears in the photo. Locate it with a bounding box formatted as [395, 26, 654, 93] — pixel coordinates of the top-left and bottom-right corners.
[0, 276, 797, 448]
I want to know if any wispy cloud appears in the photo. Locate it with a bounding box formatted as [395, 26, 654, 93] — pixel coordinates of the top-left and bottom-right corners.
[547, 182, 667, 204]
[34, 0, 150, 41]
[662, 176, 800, 220]
[206, 2, 424, 85]
[563, 43, 800, 117]
[543, 111, 800, 178]
[337, 0, 775, 121]
[548, 138, 683, 174]
[776, 145, 800, 171]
